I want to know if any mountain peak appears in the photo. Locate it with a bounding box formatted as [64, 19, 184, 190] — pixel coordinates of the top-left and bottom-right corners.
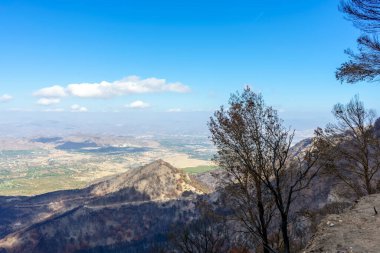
[90, 159, 210, 200]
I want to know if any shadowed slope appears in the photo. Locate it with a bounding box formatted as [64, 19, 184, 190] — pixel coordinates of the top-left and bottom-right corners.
[0, 160, 210, 253]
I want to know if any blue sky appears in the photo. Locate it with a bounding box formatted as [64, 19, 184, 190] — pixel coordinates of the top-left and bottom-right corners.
[0, 0, 379, 130]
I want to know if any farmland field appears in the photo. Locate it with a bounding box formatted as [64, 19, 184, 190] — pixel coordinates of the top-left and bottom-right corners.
[183, 165, 217, 174]
[0, 135, 215, 195]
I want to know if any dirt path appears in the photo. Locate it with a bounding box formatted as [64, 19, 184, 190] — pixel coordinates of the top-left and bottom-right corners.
[304, 193, 380, 253]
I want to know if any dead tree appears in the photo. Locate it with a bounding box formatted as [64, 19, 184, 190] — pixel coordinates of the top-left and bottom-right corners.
[209, 88, 321, 253]
[170, 202, 230, 253]
[315, 95, 380, 196]
[337, 0, 380, 83]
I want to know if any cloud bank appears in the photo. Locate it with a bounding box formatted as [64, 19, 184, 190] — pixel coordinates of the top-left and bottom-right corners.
[33, 85, 66, 98]
[167, 108, 182, 112]
[37, 98, 61, 106]
[0, 94, 13, 102]
[71, 104, 88, 112]
[126, 100, 150, 109]
[34, 76, 190, 99]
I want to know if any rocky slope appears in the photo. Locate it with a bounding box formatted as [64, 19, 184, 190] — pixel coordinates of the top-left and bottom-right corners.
[0, 160, 210, 253]
[90, 159, 209, 199]
[304, 193, 380, 253]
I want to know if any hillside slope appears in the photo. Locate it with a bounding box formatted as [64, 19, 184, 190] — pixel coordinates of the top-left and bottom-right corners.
[90, 159, 209, 199]
[304, 193, 380, 253]
[0, 160, 210, 253]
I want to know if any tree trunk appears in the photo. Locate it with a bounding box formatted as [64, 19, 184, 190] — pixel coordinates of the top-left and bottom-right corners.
[281, 214, 290, 253]
[258, 200, 270, 253]
[256, 181, 271, 253]
[364, 164, 373, 195]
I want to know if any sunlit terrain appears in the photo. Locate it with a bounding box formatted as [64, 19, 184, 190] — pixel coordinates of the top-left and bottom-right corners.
[0, 133, 214, 195]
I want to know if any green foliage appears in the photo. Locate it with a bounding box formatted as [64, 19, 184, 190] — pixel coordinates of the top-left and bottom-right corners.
[183, 165, 217, 174]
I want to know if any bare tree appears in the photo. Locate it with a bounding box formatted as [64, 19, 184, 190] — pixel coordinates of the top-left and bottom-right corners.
[208, 89, 277, 253]
[170, 202, 230, 253]
[315, 95, 380, 196]
[340, 0, 380, 33]
[336, 35, 380, 83]
[336, 0, 380, 83]
[220, 172, 277, 252]
[209, 88, 321, 253]
[258, 131, 321, 253]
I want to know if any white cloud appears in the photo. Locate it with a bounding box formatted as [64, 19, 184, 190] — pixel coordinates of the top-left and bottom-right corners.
[37, 98, 61, 106]
[70, 104, 88, 112]
[0, 94, 13, 102]
[33, 85, 66, 98]
[167, 108, 182, 112]
[66, 77, 190, 98]
[126, 100, 150, 109]
[34, 76, 190, 99]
